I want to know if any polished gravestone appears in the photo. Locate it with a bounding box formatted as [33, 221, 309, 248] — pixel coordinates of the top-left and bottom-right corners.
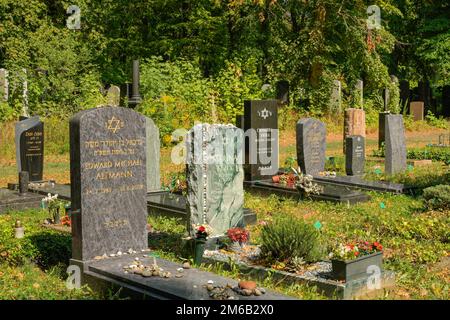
[186, 124, 245, 237]
[15, 116, 44, 181]
[385, 114, 407, 175]
[70, 106, 148, 262]
[296, 118, 326, 175]
[345, 135, 365, 176]
[243, 100, 279, 181]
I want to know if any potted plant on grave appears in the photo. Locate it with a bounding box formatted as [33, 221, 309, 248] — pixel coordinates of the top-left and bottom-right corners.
[167, 172, 187, 196]
[42, 193, 67, 225]
[329, 241, 383, 282]
[226, 227, 250, 253]
[192, 224, 213, 265]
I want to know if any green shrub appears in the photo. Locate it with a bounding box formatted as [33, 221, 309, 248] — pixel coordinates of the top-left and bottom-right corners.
[423, 185, 450, 211]
[425, 111, 449, 129]
[407, 147, 450, 165]
[0, 213, 71, 269]
[373, 146, 450, 165]
[260, 216, 324, 264]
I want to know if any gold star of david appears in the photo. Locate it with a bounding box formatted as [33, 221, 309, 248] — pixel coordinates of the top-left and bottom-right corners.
[106, 116, 124, 133]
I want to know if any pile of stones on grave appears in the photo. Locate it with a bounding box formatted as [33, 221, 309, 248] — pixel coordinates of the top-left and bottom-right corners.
[123, 257, 182, 278]
[205, 280, 266, 300]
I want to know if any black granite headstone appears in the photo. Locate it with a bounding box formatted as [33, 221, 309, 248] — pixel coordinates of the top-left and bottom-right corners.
[236, 114, 244, 131]
[378, 111, 390, 149]
[345, 136, 365, 176]
[243, 100, 279, 181]
[15, 116, 44, 181]
[296, 118, 326, 175]
[385, 114, 407, 175]
[70, 106, 147, 261]
[276, 80, 290, 105]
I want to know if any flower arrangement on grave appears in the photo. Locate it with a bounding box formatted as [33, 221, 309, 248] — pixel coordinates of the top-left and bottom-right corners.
[329, 241, 383, 261]
[167, 172, 187, 194]
[226, 227, 250, 252]
[192, 224, 213, 265]
[227, 227, 249, 244]
[42, 193, 66, 225]
[60, 215, 71, 227]
[291, 167, 324, 197]
[329, 241, 384, 282]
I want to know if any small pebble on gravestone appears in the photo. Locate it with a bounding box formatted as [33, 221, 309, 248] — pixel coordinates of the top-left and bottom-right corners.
[238, 280, 257, 290]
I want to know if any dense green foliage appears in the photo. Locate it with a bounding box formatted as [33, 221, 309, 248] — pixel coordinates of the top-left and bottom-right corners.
[0, 0, 448, 126]
[373, 145, 450, 165]
[0, 211, 71, 268]
[408, 147, 450, 165]
[423, 184, 450, 211]
[260, 216, 324, 264]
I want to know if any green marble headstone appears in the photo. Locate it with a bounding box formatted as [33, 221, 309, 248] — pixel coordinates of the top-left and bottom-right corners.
[186, 124, 245, 237]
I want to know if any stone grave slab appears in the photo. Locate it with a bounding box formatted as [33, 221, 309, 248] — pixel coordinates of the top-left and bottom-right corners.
[0, 188, 44, 214]
[9, 182, 257, 227]
[312, 176, 411, 194]
[203, 254, 396, 300]
[244, 180, 370, 205]
[77, 253, 294, 300]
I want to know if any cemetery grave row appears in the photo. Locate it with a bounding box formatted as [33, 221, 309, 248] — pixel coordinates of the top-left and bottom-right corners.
[0, 95, 420, 298]
[0, 81, 418, 299]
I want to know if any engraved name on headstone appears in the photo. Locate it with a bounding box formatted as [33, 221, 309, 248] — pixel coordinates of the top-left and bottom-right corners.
[345, 135, 365, 176]
[243, 100, 279, 181]
[15, 116, 44, 181]
[69, 106, 147, 261]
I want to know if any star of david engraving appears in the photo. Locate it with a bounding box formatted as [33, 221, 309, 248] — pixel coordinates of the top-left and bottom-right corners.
[258, 108, 272, 120]
[106, 116, 124, 133]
